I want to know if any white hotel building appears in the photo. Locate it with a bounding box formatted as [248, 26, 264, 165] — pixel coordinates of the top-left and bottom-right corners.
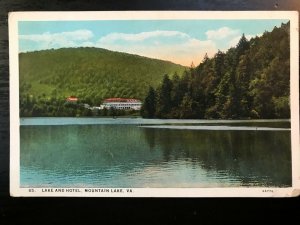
[99, 98, 142, 110]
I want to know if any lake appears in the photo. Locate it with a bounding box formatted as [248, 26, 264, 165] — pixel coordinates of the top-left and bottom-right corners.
[20, 118, 291, 188]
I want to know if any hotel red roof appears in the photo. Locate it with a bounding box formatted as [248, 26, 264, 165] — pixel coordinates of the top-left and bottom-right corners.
[66, 96, 78, 102]
[103, 98, 140, 103]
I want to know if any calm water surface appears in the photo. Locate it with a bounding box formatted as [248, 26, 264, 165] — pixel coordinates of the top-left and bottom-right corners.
[20, 118, 291, 187]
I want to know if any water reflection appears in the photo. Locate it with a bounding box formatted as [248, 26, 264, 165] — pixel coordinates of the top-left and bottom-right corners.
[20, 122, 291, 187]
[141, 127, 291, 186]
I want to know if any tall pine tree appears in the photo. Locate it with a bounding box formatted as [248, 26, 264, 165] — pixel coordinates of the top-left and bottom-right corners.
[141, 86, 157, 118]
[156, 74, 173, 118]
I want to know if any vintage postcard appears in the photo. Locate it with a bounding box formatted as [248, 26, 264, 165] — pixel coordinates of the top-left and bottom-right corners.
[9, 11, 299, 197]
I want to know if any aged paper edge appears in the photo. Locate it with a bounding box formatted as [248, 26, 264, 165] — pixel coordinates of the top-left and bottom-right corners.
[9, 11, 300, 197]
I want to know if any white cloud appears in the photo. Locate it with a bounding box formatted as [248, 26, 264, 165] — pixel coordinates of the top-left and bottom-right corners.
[19, 30, 94, 51]
[97, 30, 217, 66]
[206, 27, 240, 40]
[20, 29, 93, 42]
[98, 30, 189, 43]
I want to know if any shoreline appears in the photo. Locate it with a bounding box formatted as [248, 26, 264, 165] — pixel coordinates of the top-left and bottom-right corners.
[19, 117, 291, 126]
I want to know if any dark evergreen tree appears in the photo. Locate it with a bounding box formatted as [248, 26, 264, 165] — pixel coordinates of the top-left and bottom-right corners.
[235, 34, 250, 59]
[141, 86, 157, 118]
[202, 53, 209, 63]
[179, 94, 195, 119]
[214, 50, 225, 79]
[235, 54, 251, 118]
[156, 74, 173, 118]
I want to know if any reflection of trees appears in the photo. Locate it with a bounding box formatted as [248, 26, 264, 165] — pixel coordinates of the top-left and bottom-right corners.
[142, 128, 186, 161]
[157, 130, 176, 161]
[142, 128, 292, 186]
[142, 128, 156, 151]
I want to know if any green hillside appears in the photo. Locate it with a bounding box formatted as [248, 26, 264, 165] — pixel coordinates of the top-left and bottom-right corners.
[19, 47, 186, 105]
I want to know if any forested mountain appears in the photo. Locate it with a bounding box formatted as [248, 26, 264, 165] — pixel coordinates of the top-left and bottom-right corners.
[142, 22, 290, 119]
[19, 47, 185, 116]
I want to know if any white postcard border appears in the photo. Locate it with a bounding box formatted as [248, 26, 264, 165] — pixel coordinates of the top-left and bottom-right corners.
[9, 11, 300, 197]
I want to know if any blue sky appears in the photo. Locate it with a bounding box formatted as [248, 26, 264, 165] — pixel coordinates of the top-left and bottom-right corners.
[19, 19, 288, 66]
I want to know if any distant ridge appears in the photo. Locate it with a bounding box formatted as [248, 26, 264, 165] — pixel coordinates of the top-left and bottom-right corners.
[19, 47, 186, 105]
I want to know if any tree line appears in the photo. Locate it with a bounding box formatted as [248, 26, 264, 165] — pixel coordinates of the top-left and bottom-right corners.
[20, 94, 139, 117]
[141, 22, 290, 119]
